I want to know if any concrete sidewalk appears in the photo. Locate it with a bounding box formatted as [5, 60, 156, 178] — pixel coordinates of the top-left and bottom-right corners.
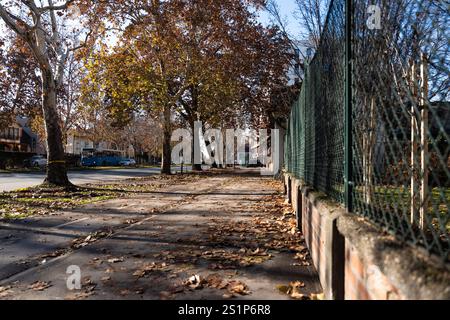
[0, 170, 322, 300]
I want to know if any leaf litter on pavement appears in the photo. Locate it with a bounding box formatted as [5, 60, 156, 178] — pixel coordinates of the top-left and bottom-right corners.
[1, 175, 323, 300]
[110, 178, 321, 300]
[0, 174, 201, 220]
[126, 178, 320, 300]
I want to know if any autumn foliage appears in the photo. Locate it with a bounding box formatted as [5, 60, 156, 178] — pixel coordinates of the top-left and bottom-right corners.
[1, 0, 296, 179]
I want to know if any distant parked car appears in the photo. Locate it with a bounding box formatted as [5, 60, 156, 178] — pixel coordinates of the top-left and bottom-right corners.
[25, 155, 47, 168]
[81, 157, 97, 167]
[119, 158, 137, 167]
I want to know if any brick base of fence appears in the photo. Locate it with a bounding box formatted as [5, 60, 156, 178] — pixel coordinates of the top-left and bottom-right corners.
[284, 173, 450, 300]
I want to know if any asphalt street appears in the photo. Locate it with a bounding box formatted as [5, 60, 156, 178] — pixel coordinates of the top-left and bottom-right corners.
[0, 167, 178, 192]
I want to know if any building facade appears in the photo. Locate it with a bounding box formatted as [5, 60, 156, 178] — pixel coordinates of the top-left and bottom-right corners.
[0, 117, 42, 154]
[65, 132, 94, 155]
[65, 131, 135, 159]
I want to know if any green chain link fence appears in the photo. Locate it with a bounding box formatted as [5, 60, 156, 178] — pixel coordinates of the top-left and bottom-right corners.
[284, 0, 449, 261]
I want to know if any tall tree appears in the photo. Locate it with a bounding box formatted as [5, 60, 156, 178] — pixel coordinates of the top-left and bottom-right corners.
[83, 0, 292, 173]
[0, 33, 41, 127]
[294, 0, 330, 49]
[0, 1, 98, 186]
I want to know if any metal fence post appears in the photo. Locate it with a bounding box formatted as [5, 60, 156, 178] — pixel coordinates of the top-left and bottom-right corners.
[344, 0, 353, 213]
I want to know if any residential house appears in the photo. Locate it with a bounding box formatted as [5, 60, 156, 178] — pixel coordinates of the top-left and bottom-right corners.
[65, 131, 94, 155]
[65, 130, 135, 158]
[0, 117, 44, 154]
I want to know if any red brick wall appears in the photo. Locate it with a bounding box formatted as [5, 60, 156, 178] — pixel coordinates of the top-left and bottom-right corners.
[285, 174, 446, 300]
[302, 191, 329, 290]
[344, 239, 403, 300]
[293, 175, 405, 300]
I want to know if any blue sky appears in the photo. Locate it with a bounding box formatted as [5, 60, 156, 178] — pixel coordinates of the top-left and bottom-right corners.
[258, 0, 301, 37]
[0, 1, 303, 44]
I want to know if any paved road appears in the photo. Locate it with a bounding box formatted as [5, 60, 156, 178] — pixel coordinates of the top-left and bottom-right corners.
[0, 167, 184, 192]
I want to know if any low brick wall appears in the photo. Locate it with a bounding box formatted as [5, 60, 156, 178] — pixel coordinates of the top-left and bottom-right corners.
[338, 213, 450, 300]
[284, 172, 450, 300]
[300, 185, 345, 300]
[343, 236, 402, 300]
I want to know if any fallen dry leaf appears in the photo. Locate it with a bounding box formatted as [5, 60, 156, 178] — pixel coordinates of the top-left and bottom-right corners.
[278, 281, 307, 300]
[0, 286, 11, 293]
[183, 275, 205, 290]
[108, 257, 124, 264]
[0, 286, 13, 298]
[290, 289, 306, 300]
[135, 288, 145, 295]
[227, 281, 251, 296]
[28, 281, 52, 291]
[66, 290, 95, 300]
[133, 262, 170, 278]
[276, 285, 290, 294]
[206, 274, 228, 290]
[120, 289, 131, 296]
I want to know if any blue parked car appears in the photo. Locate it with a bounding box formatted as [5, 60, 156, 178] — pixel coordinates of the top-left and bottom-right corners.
[81, 148, 124, 167]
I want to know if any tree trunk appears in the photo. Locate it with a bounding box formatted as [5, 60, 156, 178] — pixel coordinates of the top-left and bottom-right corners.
[161, 104, 172, 175]
[41, 69, 70, 187]
[410, 62, 420, 225]
[419, 54, 429, 230]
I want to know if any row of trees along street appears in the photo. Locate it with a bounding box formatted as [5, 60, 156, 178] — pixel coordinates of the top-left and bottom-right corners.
[0, 0, 305, 186]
